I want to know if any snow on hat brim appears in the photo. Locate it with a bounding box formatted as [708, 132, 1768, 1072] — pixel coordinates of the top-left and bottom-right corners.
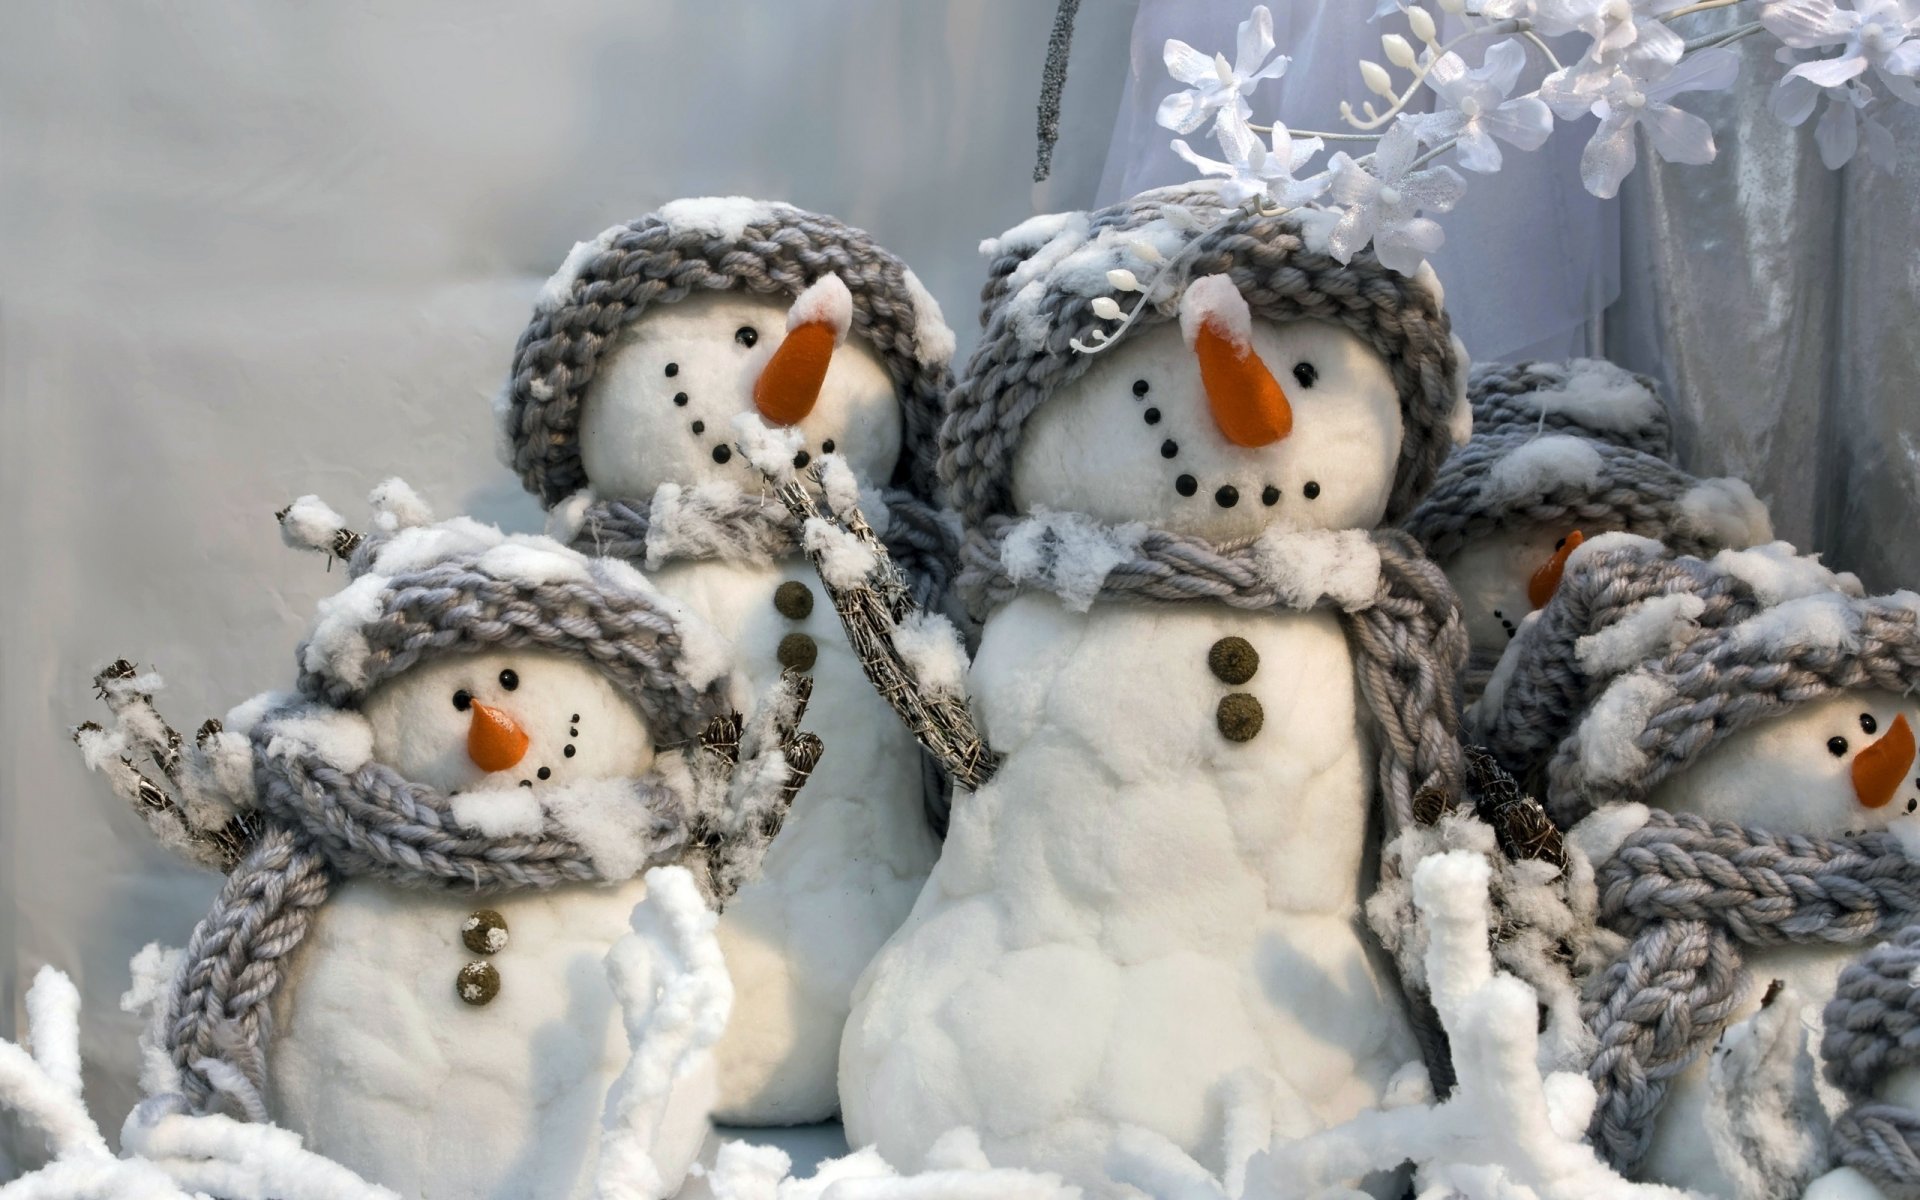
[1546, 587, 1920, 824]
[942, 185, 1467, 529]
[1402, 427, 1772, 567]
[1468, 359, 1672, 459]
[499, 197, 956, 508]
[296, 520, 730, 747]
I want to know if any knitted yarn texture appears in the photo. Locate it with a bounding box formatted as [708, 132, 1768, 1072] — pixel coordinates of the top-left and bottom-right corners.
[1465, 359, 1673, 458]
[1823, 923, 1920, 1197]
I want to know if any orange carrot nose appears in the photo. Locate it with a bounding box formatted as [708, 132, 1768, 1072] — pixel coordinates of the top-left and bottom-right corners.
[468, 701, 530, 773]
[753, 275, 852, 427]
[1527, 529, 1586, 610]
[1179, 274, 1292, 448]
[1853, 713, 1915, 810]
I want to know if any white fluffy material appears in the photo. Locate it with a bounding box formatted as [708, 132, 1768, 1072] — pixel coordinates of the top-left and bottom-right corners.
[900, 267, 957, 367]
[1484, 435, 1604, 502]
[547, 487, 599, 546]
[983, 208, 1192, 352]
[1472, 609, 1541, 720]
[1533, 360, 1666, 436]
[699, 1135, 1076, 1200]
[784, 274, 852, 340]
[659, 196, 787, 243]
[1709, 541, 1863, 605]
[1574, 593, 1708, 674]
[475, 537, 594, 586]
[1246, 528, 1384, 612]
[1448, 335, 1474, 449]
[733, 412, 808, 488]
[891, 610, 970, 698]
[260, 705, 373, 772]
[999, 507, 1147, 612]
[816, 453, 864, 522]
[802, 517, 879, 589]
[1677, 478, 1773, 550]
[537, 225, 623, 312]
[1569, 672, 1676, 783]
[543, 775, 684, 882]
[365, 478, 433, 534]
[449, 786, 544, 837]
[1725, 591, 1863, 655]
[1565, 531, 1666, 572]
[278, 495, 351, 555]
[223, 690, 300, 739]
[122, 943, 187, 1100]
[1565, 803, 1653, 869]
[1178, 273, 1253, 351]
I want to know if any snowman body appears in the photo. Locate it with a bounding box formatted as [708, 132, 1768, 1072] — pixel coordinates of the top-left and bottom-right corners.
[649, 553, 938, 1123]
[1631, 691, 1920, 1199]
[840, 593, 1416, 1194]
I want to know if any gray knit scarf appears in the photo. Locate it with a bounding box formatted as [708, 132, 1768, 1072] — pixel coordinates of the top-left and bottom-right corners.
[1824, 923, 1920, 1198]
[565, 484, 957, 612]
[958, 515, 1467, 851]
[164, 723, 705, 1118]
[1584, 810, 1920, 1175]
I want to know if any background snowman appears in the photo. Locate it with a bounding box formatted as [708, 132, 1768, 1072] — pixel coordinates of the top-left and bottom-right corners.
[785, 186, 1474, 1196]
[76, 484, 817, 1200]
[1403, 362, 1771, 698]
[1529, 567, 1920, 1199]
[495, 198, 956, 1127]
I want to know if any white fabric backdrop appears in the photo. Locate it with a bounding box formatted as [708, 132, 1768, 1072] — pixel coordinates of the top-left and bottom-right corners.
[0, 0, 1137, 1171]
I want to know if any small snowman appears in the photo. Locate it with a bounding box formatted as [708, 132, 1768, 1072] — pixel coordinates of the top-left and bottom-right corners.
[1402, 360, 1770, 697]
[1545, 581, 1920, 1199]
[787, 189, 1474, 1196]
[496, 198, 955, 1125]
[76, 483, 818, 1200]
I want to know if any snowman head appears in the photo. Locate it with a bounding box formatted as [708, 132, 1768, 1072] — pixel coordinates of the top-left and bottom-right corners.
[1547, 588, 1920, 825]
[942, 191, 1471, 536]
[498, 198, 955, 511]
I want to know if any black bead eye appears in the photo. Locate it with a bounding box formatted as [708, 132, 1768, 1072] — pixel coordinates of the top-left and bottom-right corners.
[1293, 362, 1318, 388]
[499, 669, 519, 691]
[1303, 481, 1321, 500]
[735, 326, 758, 348]
[1861, 713, 1879, 735]
[1829, 736, 1850, 757]
[453, 689, 472, 712]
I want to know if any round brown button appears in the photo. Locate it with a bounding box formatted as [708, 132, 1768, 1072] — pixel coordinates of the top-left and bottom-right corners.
[773, 580, 815, 621]
[1208, 636, 1259, 685]
[456, 960, 500, 1006]
[777, 632, 818, 672]
[1217, 693, 1264, 742]
[462, 909, 508, 956]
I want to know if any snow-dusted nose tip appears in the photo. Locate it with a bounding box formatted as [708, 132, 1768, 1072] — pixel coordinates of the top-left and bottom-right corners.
[1178, 274, 1292, 448]
[468, 701, 530, 773]
[1527, 530, 1586, 610]
[1853, 713, 1916, 810]
[753, 274, 853, 427]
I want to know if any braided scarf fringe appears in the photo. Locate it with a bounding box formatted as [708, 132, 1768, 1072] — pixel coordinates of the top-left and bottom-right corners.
[1821, 923, 1920, 1196]
[1583, 811, 1920, 1172]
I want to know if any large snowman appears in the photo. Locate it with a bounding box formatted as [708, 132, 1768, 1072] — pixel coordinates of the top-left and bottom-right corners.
[80, 489, 814, 1200]
[495, 198, 956, 1125]
[820, 190, 1475, 1196]
[1543, 580, 1920, 1199]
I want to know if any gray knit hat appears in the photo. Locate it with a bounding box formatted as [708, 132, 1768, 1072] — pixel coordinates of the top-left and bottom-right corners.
[279, 485, 730, 748]
[1401, 425, 1771, 568]
[941, 185, 1471, 528]
[1466, 359, 1672, 459]
[1469, 534, 1862, 796]
[1546, 580, 1920, 824]
[496, 197, 956, 510]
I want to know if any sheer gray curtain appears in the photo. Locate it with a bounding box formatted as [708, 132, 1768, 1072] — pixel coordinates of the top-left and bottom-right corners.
[1098, 0, 1918, 591]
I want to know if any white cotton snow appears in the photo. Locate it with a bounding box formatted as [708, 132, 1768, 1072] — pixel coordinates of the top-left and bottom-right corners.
[733, 412, 808, 487]
[1484, 435, 1604, 503]
[261, 706, 374, 771]
[998, 508, 1146, 612]
[1448, 335, 1474, 448]
[892, 610, 970, 697]
[223, 690, 299, 739]
[1575, 594, 1708, 675]
[1566, 803, 1653, 868]
[1247, 528, 1384, 612]
[983, 207, 1196, 352]
[449, 786, 544, 838]
[278, 495, 350, 555]
[475, 537, 592, 587]
[1725, 591, 1863, 655]
[1570, 673, 1676, 784]
[365, 478, 433, 534]
[900, 267, 957, 367]
[802, 517, 879, 588]
[784, 274, 852, 339]
[658, 196, 788, 243]
[122, 943, 187, 1100]
[536, 225, 621, 313]
[546, 488, 598, 546]
[1564, 531, 1666, 574]
[1532, 360, 1664, 436]
[1677, 477, 1773, 550]
[1178, 273, 1253, 351]
[361, 515, 502, 578]
[300, 574, 388, 691]
[816, 453, 864, 522]
[541, 778, 668, 882]
[1709, 541, 1863, 605]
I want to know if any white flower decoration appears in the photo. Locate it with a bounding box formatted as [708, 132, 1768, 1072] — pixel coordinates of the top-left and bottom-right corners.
[1173, 117, 1327, 207]
[1762, 0, 1920, 103]
[1568, 47, 1742, 197]
[1158, 5, 1294, 136]
[1773, 65, 1900, 165]
[1318, 123, 1467, 274]
[1402, 40, 1556, 171]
